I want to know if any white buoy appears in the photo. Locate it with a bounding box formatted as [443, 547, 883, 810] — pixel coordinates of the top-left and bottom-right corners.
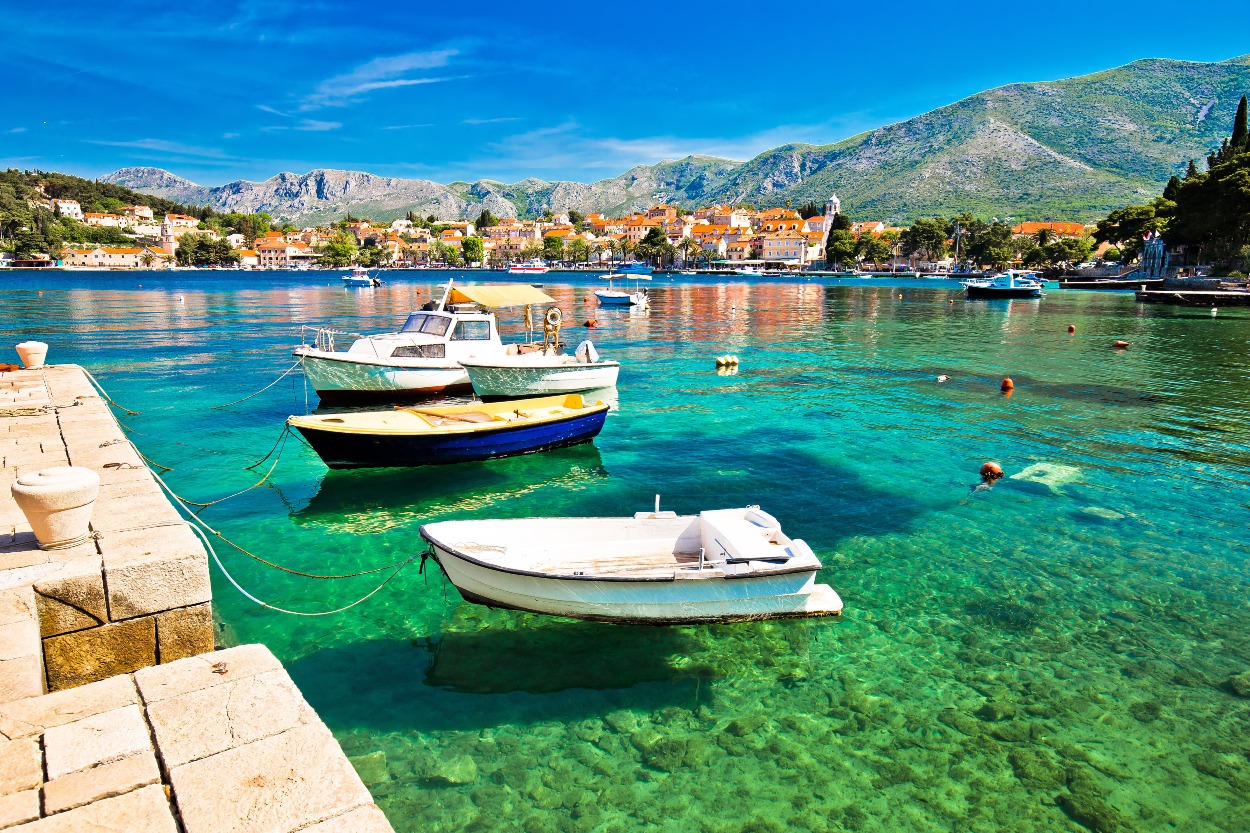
[1211, 307, 1218, 316]
[937, 375, 949, 382]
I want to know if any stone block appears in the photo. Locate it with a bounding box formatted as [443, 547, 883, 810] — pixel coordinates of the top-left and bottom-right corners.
[299, 805, 396, 833]
[90, 481, 181, 533]
[42, 703, 151, 780]
[0, 738, 41, 796]
[148, 668, 317, 769]
[155, 603, 213, 664]
[42, 617, 155, 692]
[99, 525, 208, 619]
[33, 555, 106, 637]
[0, 675, 137, 741]
[169, 724, 374, 833]
[0, 789, 39, 828]
[0, 597, 43, 704]
[7, 783, 177, 832]
[42, 750, 161, 814]
[135, 644, 279, 704]
[0, 589, 35, 628]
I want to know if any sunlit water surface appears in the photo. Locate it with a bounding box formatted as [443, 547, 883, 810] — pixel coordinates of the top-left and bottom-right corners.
[4, 270, 1249, 833]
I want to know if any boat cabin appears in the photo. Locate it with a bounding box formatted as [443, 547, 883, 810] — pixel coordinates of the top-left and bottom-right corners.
[345, 309, 501, 360]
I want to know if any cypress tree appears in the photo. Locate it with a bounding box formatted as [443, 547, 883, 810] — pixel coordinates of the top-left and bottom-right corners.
[1163, 175, 1182, 200]
[1232, 94, 1249, 151]
[1186, 159, 1200, 179]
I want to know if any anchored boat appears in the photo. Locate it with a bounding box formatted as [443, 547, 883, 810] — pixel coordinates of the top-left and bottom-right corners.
[295, 282, 567, 402]
[507, 259, 549, 275]
[962, 270, 1044, 299]
[595, 274, 650, 307]
[419, 505, 843, 624]
[288, 393, 610, 469]
[459, 341, 619, 399]
[342, 267, 382, 287]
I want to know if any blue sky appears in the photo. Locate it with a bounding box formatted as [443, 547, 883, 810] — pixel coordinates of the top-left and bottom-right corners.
[3, 1, 1248, 187]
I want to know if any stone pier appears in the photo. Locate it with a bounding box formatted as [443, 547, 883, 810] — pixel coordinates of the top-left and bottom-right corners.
[1, 365, 394, 832]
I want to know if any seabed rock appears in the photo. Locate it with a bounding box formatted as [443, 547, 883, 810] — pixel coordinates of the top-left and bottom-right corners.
[348, 750, 391, 786]
[1009, 462, 1082, 492]
[424, 754, 479, 785]
[1226, 671, 1250, 698]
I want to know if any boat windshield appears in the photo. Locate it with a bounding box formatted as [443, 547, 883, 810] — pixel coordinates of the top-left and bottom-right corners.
[400, 313, 452, 336]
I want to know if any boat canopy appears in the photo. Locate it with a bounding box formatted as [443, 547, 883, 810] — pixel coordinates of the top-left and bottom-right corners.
[447, 285, 556, 308]
[600, 274, 651, 281]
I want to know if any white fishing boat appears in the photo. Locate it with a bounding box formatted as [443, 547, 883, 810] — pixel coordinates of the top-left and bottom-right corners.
[508, 259, 549, 275]
[459, 341, 620, 399]
[734, 266, 763, 277]
[342, 267, 382, 287]
[295, 282, 561, 402]
[419, 504, 843, 624]
[595, 274, 650, 307]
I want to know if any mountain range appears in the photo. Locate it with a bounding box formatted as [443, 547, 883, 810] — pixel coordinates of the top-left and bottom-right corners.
[103, 55, 1250, 225]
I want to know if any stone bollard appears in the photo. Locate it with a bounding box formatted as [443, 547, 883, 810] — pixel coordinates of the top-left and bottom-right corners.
[11, 467, 101, 550]
[15, 341, 49, 369]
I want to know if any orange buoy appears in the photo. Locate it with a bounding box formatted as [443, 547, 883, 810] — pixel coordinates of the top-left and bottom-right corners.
[1113, 340, 1129, 350]
[1067, 324, 1075, 334]
[1000, 377, 1014, 392]
[584, 319, 598, 328]
[979, 462, 1004, 483]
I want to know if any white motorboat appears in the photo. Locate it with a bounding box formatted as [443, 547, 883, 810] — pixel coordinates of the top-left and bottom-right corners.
[295, 282, 559, 402]
[419, 505, 843, 624]
[459, 341, 620, 399]
[595, 274, 650, 307]
[508, 259, 549, 275]
[342, 267, 382, 287]
[962, 270, 1044, 299]
[734, 266, 763, 277]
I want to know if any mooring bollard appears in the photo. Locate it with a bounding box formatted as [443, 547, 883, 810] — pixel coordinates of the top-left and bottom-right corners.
[15, 341, 49, 369]
[10, 466, 101, 550]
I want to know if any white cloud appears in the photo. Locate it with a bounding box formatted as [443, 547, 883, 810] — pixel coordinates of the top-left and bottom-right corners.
[7, 127, 28, 134]
[87, 138, 238, 160]
[303, 49, 458, 108]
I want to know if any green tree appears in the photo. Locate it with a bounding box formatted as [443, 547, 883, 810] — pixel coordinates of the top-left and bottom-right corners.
[900, 218, 950, 261]
[318, 231, 358, 267]
[541, 235, 564, 262]
[567, 210, 585, 228]
[13, 228, 47, 259]
[1093, 203, 1167, 262]
[567, 237, 589, 264]
[825, 229, 856, 268]
[357, 240, 387, 267]
[635, 227, 673, 265]
[461, 236, 484, 265]
[474, 210, 497, 231]
[854, 234, 890, 265]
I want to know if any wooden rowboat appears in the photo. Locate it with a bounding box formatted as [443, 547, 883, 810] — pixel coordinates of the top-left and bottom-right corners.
[288, 394, 609, 469]
[419, 506, 843, 624]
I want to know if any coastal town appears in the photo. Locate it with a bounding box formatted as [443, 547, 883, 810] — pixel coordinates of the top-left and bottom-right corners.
[0, 190, 1110, 274]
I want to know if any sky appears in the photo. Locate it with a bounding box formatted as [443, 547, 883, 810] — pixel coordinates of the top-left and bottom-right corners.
[3, 1, 1249, 187]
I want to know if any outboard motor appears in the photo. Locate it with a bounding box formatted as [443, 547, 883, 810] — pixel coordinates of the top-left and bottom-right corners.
[575, 340, 599, 364]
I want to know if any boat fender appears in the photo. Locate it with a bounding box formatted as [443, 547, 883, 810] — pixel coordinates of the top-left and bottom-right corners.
[980, 462, 1004, 484]
[575, 340, 599, 364]
[744, 507, 781, 531]
[1068, 324, 1076, 334]
[545, 307, 563, 327]
[584, 319, 598, 328]
[1000, 377, 1014, 392]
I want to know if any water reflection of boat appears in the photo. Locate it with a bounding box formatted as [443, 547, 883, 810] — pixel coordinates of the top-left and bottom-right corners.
[421, 506, 843, 624]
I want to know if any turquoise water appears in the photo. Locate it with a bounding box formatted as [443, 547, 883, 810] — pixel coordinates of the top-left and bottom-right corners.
[4, 271, 1250, 832]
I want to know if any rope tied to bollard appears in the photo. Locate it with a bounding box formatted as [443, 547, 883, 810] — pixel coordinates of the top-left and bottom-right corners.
[210, 359, 303, 411]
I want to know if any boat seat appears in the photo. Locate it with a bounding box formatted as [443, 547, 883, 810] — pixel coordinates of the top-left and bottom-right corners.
[699, 509, 791, 564]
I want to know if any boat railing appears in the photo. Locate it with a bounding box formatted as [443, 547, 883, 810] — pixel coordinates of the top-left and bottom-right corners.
[300, 325, 365, 354]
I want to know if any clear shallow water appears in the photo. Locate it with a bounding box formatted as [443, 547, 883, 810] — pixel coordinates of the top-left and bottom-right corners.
[4, 270, 1250, 832]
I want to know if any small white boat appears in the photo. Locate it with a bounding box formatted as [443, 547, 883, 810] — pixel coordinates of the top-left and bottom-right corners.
[508, 259, 549, 275]
[734, 266, 763, 277]
[596, 274, 650, 307]
[962, 270, 1044, 299]
[420, 505, 843, 624]
[460, 341, 620, 399]
[342, 267, 382, 287]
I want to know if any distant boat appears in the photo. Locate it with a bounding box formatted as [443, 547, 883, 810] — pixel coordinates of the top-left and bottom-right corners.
[962, 270, 1044, 299]
[508, 259, 549, 274]
[734, 266, 763, 277]
[342, 267, 382, 287]
[616, 262, 654, 275]
[288, 393, 610, 469]
[596, 274, 650, 307]
[419, 505, 844, 624]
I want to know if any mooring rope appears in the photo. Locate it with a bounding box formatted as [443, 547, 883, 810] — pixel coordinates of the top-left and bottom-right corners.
[211, 359, 302, 410]
[163, 431, 290, 509]
[67, 365, 141, 415]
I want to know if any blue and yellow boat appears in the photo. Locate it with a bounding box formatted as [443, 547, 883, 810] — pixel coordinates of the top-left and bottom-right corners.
[287, 394, 610, 469]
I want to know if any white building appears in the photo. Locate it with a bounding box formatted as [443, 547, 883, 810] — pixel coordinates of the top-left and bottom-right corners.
[50, 199, 83, 220]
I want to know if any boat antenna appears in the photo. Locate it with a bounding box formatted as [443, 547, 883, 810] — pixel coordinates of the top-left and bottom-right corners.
[437, 278, 453, 312]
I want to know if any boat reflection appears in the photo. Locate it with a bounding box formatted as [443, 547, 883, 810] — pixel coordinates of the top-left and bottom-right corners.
[292, 443, 610, 533]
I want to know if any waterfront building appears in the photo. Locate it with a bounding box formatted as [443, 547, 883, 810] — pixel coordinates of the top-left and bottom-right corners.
[761, 230, 807, 263]
[59, 246, 167, 268]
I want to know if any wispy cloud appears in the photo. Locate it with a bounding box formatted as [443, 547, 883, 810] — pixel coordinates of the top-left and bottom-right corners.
[381, 123, 435, 130]
[7, 127, 27, 134]
[303, 49, 458, 109]
[87, 138, 238, 160]
[462, 116, 521, 125]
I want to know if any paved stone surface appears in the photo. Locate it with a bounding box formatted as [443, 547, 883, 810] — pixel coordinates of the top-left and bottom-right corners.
[0, 738, 41, 796]
[0, 675, 137, 741]
[7, 783, 177, 832]
[135, 643, 281, 704]
[170, 723, 376, 833]
[32, 555, 107, 637]
[100, 525, 210, 619]
[42, 751, 161, 815]
[42, 704, 151, 780]
[148, 668, 318, 768]
[0, 588, 42, 704]
[0, 789, 40, 828]
[42, 618, 156, 691]
[298, 804, 396, 833]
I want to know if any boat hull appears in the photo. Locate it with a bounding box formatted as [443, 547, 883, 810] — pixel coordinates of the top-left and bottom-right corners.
[461, 361, 620, 399]
[964, 286, 1042, 299]
[292, 407, 608, 468]
[424, 540, 840, 624]
[595, 290, 641, 306]
[296, 349, 471, 401]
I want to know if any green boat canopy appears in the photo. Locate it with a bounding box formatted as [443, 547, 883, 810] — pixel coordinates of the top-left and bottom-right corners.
[448, 284, 556, 308]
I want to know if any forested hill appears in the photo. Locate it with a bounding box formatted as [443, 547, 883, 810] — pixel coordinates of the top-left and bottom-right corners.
[100, 54, 1250, 224]
[0, 169, 207, 218]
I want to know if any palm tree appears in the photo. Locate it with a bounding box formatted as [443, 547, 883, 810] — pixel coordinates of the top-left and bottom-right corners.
[680, 237, 702, 268]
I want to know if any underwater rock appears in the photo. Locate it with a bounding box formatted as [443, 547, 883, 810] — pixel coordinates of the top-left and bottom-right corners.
[1080, 506, 1125, 521]
[937, 710, 980, 736]
[527, 785, 562, 811]
[1009, 462, 1082, 491]
[988, 721, 1032, 743]
[1128, 700, 1162, 722]
[348, 751, 390, 787]
[975, 701, 1016, 722]
[725, 715, 767, 736]
[1008, 748, 1066, 791]
[424, 754, 479, 786]
[1056, 785, 1125, 832]
[604, 710, 640, 734]
[1226, 671, 1250, 698]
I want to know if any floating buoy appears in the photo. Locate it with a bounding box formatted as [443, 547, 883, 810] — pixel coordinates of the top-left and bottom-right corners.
[1067, 324, 1075, 334]
[1113, 340, 1130, 350]
[715, 355, 740, 368]
[937, 375, 949, 382]
[898, 294, 903, 299]
[1000, 377, 1014, 392]
[584, 319, 598, 328]
[949, 299, 955, 304]
[1211, 307, 1218, 316]
[37, 291, 43, 296]
[980, 462, 1004, 483]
